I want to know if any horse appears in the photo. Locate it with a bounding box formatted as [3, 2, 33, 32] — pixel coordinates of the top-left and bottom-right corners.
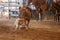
[31, 0, 48, 21]
[50, 0, 60, 22]
[21, 6, 31, 27]
[40, 1, 48, 21]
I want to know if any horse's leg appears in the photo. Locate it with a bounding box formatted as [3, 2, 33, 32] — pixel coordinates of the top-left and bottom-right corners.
[36, 11, 40, 21]
[31, 10, 34, 18]
[35, 12, 39, 21]
[57, 14, 59, 23]
[55, 14, 58, 22]
[54, 14, 56, 21]
[54, 12, 56, 21]
[42, 10, 47, 21]
[38, 13, 41, 20]
[33, 10, 37, 19]
[54, 10, 58, 22]
[40, 12, 43, 21]
[40, 8, 43, 21]
[25, 19, 30, 29]
[45, 11, 47, 20]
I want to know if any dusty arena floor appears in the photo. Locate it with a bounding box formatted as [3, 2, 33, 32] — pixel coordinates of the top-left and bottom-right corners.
[0, 18, 60, 40]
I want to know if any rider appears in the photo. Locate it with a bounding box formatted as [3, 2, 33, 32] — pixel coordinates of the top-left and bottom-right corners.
[18, 6, 22, 18]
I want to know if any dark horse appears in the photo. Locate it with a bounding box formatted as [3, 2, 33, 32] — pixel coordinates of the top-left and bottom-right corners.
[50, 0, 60, 22]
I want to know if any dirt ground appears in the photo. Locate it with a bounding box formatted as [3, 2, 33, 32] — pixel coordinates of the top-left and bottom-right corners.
[0, 18, 60, 40]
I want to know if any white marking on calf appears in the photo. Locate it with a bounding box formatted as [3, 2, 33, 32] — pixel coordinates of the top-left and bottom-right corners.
[14, 18, 20, 30]
[14, 18, 27, 31]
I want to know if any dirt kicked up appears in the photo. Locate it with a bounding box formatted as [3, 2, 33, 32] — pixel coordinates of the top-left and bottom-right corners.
[0, 26, 60, 40]
[0, 19, 60, 40]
